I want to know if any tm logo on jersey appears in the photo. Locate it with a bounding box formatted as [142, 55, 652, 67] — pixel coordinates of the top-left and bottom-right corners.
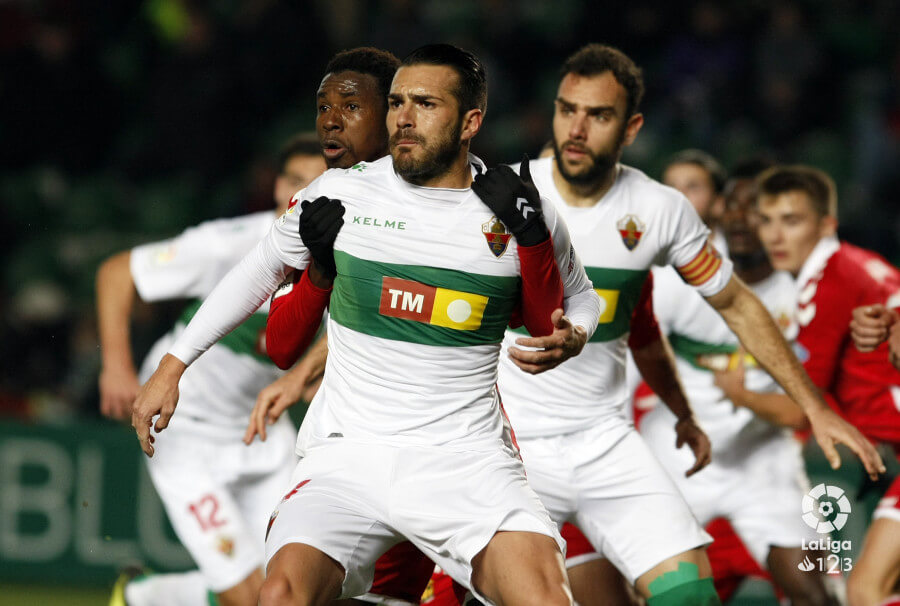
[379, 277, 488, 331]
[482, 216, 512, 258]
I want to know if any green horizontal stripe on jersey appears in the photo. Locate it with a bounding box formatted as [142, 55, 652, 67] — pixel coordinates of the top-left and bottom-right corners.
[179, 300, 272, 364]
[668, 333, 736, 370]
[330, 250, 520, 347]
[511, 266, 647, 342]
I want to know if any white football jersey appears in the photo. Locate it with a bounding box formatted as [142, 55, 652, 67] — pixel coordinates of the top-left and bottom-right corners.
[171, 155, 597, 453]
[645, 266, 798, 454]
[496, 157, 733, 439]
[135, 212, 282, 432]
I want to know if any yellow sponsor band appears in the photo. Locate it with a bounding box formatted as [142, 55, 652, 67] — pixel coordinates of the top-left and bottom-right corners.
[431, 288, 489, 331]
[594, 288, 620, 324]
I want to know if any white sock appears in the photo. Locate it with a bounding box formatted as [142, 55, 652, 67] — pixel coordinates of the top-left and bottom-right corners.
[124, 570, 212, 606]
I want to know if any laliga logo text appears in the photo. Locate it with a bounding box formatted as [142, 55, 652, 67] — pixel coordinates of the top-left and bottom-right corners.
[797, 484, 854, 573]
[802, 483, 851, 533]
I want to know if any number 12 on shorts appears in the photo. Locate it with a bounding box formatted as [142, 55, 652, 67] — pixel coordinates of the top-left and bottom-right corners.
[188, 493, 227, 532]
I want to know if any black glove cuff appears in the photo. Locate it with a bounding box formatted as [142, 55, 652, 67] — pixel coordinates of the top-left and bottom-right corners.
[515, 217, 550, 247]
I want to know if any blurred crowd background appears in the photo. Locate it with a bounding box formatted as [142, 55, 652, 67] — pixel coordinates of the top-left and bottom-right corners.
[2, 0, 899, 421]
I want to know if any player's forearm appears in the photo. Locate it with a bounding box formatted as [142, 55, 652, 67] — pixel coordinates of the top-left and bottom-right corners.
[169, 238, 290, 365]
[563, 288, 600, 340]
[96, 251, 137, 371]
[730, 389, 809, 430]
[714, 280, 827, 416]
[517, 238, 564, 337]
[266, 269, 330, 369]
[632, 337, 694, 421]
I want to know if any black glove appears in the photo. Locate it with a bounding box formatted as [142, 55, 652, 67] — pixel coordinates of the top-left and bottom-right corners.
[298, 196, 345, 280]
[472, 156, 549, 247]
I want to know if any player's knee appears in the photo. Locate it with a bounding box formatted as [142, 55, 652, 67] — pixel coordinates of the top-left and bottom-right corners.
[643, 562, 721, 606]
[259, 574, 298, 606]
[518, 586, 573, 606]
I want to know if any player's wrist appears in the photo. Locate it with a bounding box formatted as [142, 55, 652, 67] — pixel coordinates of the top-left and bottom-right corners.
[513, 218, 549, 247]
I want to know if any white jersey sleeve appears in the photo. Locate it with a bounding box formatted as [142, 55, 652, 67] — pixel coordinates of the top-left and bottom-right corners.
[658, 194, 732, 297]
[167, 187, 317, 365]
[131, 222, 248, 302]
[542, 195, 600, 339]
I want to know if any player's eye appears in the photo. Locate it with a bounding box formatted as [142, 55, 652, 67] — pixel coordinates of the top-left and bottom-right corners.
[347, 103, 359, 111]
[318, 104, 330, 113]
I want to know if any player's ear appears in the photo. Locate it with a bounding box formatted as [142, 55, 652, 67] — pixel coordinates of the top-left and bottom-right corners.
[623, 113, 643, 147]
[459, 108, 483, 143]
[819, 214, 838, 238]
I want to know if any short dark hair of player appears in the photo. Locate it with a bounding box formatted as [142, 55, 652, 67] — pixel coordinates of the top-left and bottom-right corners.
[664, 149, 727, 194]
[277, 132, 321, 172]
[324, 47, 400, 106]
[756, 165, 838, 218]
[561, 43, 644, 119]
[401, 44, 487, 114]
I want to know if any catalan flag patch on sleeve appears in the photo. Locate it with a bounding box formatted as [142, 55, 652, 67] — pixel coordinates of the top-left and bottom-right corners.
[676, 242, 723, 287]
[379, 277, 489, 331]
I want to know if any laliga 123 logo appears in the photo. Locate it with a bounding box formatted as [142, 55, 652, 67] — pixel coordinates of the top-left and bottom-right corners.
[802, 483, 851, 533]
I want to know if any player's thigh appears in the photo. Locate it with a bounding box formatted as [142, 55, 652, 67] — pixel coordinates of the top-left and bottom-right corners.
[391, 446, 566, 604]
[573, 430, 710, 585]
[217, 568, 264, 606]
[848, 518, 900, 606]
[567, 557, 638, 606]
[471, 530, 570, 606]
[262, 542, 344, 606]
[146, 441, 264, 593]
[265, 442, 402, 599]
[765, 546, 831, 605]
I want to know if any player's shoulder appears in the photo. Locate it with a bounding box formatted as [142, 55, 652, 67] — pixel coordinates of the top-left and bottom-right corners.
[828, 242, 900, 290]
[182, 210, 273, 241]
[617, 165, 686, 206]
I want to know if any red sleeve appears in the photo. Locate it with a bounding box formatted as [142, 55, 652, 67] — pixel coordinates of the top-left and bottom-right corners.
[628, 273, 661, 350]
[797, 276, 853, 391]
[265, 268, 332, 370]
[517, 237, 564, 337]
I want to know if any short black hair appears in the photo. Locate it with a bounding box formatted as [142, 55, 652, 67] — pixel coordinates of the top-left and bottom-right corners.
[324, 47, 400, 104]
[277, 132, 320, 172]
[401, 44, 487, 113]
[561, 44, 644, 118]
[757, 165, 837, 218]
[664, 149, 727, 193]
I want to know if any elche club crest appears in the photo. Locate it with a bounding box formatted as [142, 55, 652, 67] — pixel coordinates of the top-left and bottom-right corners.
[616, 214, 645, 251]
[482, 216, 512, 258]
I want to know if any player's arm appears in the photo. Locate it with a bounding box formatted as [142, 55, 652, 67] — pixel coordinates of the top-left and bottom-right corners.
[96, 251, 141, 421]
[629, 274, 711, 476]
[245, 333, 328, 444]
[706, 274, 885, 478]
[265, 267, 332, 369]
[711, 358, 808, 429]
[131, 197, 315, 456]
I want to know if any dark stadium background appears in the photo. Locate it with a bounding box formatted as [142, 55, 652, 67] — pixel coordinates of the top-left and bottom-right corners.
[1, 1, 898, 604]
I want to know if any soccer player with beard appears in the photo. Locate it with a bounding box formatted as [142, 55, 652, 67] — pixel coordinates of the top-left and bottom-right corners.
[131, 44, 601, 606]
[493, 43, 884, 606]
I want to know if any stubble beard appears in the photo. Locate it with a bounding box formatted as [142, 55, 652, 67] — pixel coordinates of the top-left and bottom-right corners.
[391, 118, 463, 185]
[552, 125, 626, 187]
